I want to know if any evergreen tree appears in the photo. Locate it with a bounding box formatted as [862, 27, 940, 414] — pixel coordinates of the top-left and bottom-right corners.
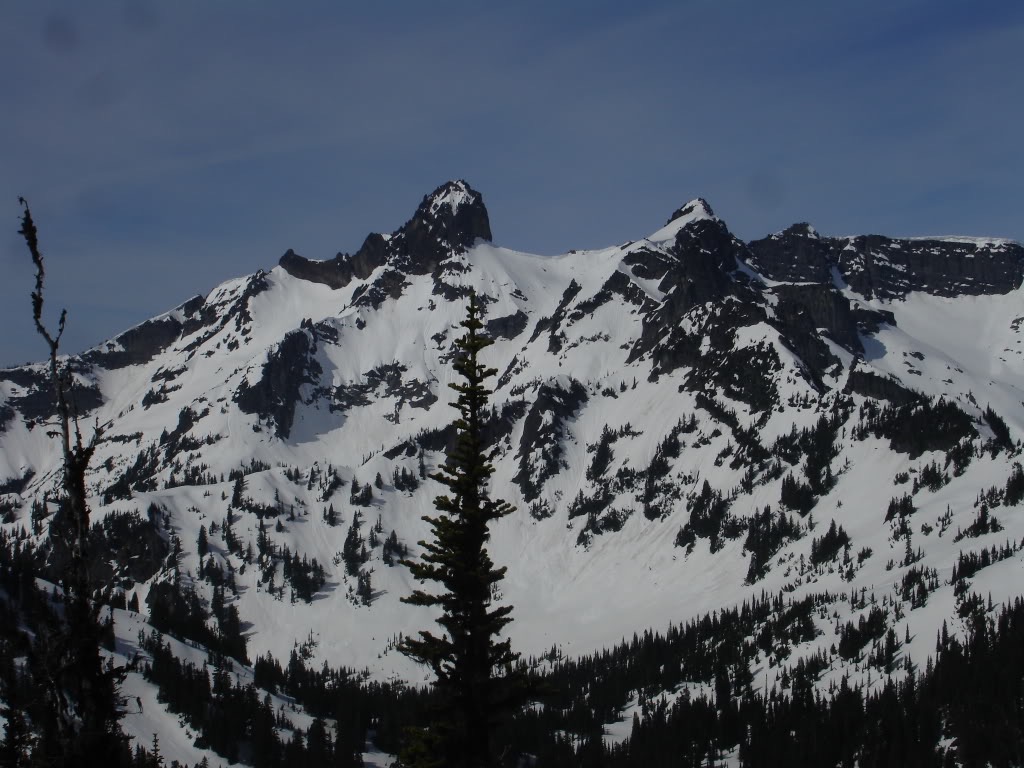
[399, 293, 524, 768]
[342, 511, 364, 578]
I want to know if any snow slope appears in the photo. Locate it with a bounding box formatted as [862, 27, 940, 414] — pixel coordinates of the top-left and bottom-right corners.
[3, 181, 1024, 761]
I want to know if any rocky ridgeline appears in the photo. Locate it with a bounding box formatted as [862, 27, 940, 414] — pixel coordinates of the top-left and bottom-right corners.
[279, 179, 492, 300]
[3, 180, 1022, 480]
[748, 222, 1024, 298]
[1, 179, 1024, 717]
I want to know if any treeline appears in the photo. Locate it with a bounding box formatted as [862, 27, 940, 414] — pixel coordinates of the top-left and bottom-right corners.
[138, 631, 439, 767]
[6, 504, 1024, 768]
[141, 631, 366, 767]
[547, 599, 1024, 767]
[232, 587, 1024, 767]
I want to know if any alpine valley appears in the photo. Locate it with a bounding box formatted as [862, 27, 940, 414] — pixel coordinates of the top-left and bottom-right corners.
[3, 180, 1024, 766]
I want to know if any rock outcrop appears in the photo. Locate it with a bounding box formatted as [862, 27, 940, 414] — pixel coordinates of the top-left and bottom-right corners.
[749, 223, 1024, 298]
[278, 180, 491, 291]
[234, 327, 322, 439]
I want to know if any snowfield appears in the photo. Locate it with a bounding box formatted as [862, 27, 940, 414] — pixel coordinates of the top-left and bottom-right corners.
[3, 181, 1024, 763]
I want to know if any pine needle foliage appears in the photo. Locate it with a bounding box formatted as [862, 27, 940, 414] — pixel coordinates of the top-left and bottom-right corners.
[399, 292, 522, 768]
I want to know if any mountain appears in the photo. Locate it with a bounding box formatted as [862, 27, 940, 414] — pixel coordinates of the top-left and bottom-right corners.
[3, 179, 1024, 765]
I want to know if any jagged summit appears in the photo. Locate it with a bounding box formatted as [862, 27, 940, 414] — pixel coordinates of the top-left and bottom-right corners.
[7, 177, 1024, 764]
[667, 197, 716, 226]
[647, 197, 719, 245]
[388, 179, 492, 274]
[421, 179, 486, 220]
[277, 181, 1024, 305]
[278, 180, 491, 290]
[404, 179, 492, 248]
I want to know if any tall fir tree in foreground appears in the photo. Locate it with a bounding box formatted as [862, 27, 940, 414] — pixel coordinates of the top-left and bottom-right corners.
[399, 292, 524, 768]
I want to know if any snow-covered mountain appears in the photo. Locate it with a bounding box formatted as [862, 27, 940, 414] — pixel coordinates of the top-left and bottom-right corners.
[3, 180, 1024, 764]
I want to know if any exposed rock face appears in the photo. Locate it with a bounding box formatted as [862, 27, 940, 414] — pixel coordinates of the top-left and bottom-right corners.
[485, 310, 529, 341]
[0, 363, 104, 424]
[278, 232, 390, 290]
[328, 363, 437, 419]
[570, 270, 651, 323]
[631, 214, 759, 376]
[622, 247, 676, 281]
[514, 378, 588, 502]
[666, 197, 716, 226]
[0, 296, 204, 428]
[748, 223, 832, 284]
[351, 268, 410, 310]
[6, 178, 1024, 740]
[530, 280, 584, 354]
[278, 180, 491, 291]
[0, 469, 34, 496]
[685, 322, 782, 412]
[773, 284, 861, 353]
[844, 368, 921, 406]
[388, 179, 492, 275]
[180, 271, 270, 351]
[279, 251, 356, 290]
[659, 218, 744, 317]
[835, 235, 1024, 299]
[850, 305, 896, 334]
[234, 327, 322, 439]
[748, 224, 1024, 298]
[83, 309, 192, 370]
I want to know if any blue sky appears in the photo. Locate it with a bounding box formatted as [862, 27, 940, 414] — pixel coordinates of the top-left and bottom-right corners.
[2, 0, 1022, 366]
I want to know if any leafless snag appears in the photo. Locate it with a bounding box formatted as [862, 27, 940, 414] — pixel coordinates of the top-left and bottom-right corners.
[20, 199, 106, 588]
[17, 199, 126, 764]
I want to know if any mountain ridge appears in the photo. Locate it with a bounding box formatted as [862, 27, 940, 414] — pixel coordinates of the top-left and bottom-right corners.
[3, 180, 1024, 764]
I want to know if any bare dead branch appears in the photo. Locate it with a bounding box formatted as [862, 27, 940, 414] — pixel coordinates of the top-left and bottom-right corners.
[16, 198, 125, 755]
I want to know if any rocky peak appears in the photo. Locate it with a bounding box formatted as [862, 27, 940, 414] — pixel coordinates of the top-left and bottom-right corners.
[656, 211, 748, 314]
[667, 197, 716, 226]
[421, 179, 487, 222]
[647, 198, 718, 246]
[278, 181, 490, 290]
[388, 180, 492, 275]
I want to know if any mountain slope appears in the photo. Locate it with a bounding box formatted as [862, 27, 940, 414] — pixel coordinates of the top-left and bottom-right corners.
[2, 180, 1024, 763]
